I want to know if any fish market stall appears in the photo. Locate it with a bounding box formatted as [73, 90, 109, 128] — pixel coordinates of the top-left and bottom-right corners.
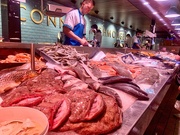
[71, 46, 179, 135]
[0, 42, 179, 135]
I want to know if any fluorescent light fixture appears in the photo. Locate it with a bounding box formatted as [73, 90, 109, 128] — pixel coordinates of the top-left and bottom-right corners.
[175, 26, 180, 30]
[155, 0, 168, 1]
[143, 2, 149, 5]
[16, 0, 26, 2]
[165, 6, 180, 18]
[171, 17, 180, 26]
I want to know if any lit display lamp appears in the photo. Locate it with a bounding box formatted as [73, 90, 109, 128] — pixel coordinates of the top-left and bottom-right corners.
[171, 17, 180, 26]
[165, 6, 180, 18]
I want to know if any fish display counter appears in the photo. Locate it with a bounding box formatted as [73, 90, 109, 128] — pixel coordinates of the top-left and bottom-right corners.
[0, 42, 47, 70]
[74, 46, 179, 134]
[0, 42, 179, 135]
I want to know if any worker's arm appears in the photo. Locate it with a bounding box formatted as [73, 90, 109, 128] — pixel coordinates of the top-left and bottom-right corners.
[63, 26, 88, 46]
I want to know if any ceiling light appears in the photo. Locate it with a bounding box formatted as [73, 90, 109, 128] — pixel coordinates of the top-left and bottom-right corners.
[143, 2, 149, 5]
[171, 17, 180, 26]
[175, 26, 180, 30]
[16, 0, 26, 2]
[155, 0, 168, 1]
[165, 6, 180, 18]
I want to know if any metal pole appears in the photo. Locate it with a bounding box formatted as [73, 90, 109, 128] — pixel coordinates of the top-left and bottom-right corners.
[30, 43, 35, 71]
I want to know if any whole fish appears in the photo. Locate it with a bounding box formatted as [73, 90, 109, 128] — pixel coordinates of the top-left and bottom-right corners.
[98, 85, 122, 108]
[0, 70, 37, 94]
[107, 83, 149, 100]
[99, 75, 132, 84]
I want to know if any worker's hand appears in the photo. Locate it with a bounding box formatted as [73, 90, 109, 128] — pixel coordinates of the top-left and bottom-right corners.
[80, 38, 89, 46]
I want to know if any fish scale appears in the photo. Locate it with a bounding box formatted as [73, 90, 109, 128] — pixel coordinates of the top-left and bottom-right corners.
[0, 70, 37, 94]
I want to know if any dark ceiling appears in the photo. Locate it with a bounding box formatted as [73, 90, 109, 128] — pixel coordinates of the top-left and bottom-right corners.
[51, 0, 180, 39]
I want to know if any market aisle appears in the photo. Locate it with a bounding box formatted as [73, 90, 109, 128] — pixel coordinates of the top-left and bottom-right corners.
[144, 78, 180, 135]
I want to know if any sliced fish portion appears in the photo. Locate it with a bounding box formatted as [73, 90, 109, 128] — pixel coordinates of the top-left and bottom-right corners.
[0, 70, 37, 94]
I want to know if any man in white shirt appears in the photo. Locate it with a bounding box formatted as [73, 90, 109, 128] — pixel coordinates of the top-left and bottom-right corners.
[125, 34, 132, 48]
[132, 31, 142, 49]
[63, 0, 95, 46]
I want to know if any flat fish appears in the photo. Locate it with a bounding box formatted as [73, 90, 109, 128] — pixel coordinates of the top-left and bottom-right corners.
[0, 70, 37, 94]
[134, 67, 159, 85]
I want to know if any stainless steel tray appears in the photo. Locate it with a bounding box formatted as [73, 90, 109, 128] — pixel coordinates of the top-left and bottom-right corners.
[36, 48, 60, 64]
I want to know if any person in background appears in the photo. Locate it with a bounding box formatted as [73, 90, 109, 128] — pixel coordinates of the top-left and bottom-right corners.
[57, 32, 65, 44]
[91, 24, 102, 47]
[150, 38, 155, 50]
[132, 31, 142, 49]
[125, 34, 132, 48]
[114, 40, 120, 48]
[63, 0, 95, 46]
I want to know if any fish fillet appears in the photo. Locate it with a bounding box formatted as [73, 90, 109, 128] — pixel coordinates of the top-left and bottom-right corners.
[0, 70, 37, 94]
